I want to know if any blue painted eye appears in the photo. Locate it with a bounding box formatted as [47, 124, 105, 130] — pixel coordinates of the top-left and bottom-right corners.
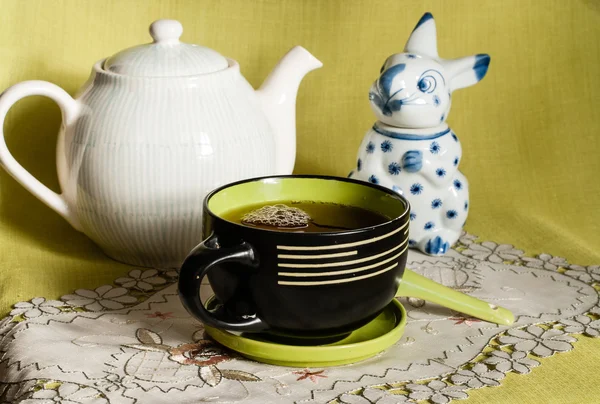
[418, 79, 430, 92]
[418, 76, 436, 93]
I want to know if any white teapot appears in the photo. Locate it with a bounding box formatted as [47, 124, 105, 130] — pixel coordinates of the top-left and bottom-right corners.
[0, 19, 322, 268]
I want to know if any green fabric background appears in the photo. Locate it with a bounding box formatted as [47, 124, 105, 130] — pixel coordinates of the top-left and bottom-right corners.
[0, 0, 598, 402]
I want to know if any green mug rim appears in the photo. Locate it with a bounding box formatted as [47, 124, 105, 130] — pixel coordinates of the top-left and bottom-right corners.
[203, 175, 411, 237]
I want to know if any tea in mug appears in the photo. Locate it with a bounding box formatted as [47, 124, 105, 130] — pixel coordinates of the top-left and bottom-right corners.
[222, 201, 389, 232]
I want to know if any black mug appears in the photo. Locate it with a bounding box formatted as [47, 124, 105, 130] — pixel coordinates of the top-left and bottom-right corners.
[178, 175, 411, 337]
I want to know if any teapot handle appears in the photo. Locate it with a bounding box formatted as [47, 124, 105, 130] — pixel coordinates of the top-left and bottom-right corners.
[0, 80, 81, 230]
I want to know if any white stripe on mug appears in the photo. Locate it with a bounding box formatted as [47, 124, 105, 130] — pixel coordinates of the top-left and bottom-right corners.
[277, 263, 399, 286]
[278, 243, 407, 277]
[278, 237, 408, 269]
[277, 250, 358, 260]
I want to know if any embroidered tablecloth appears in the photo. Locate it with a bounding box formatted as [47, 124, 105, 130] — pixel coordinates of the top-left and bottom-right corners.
[1, 232, 599, 404]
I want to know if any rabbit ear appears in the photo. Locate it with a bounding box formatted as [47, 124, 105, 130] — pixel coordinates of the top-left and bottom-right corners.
[442, 54, 491, 91]
[404, 12, 438, 59]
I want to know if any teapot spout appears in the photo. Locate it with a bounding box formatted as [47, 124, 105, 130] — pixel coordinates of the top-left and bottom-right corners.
[257, 46, 322, 174]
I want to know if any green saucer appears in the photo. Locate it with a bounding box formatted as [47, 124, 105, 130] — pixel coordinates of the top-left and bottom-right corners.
[204, 297, 407, 367]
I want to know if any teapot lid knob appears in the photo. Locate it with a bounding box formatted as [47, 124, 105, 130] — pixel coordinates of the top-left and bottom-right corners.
[150, 19, 183, 44]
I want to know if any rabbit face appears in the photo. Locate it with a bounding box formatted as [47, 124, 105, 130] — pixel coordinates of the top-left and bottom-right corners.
[367, 12, 491, 129]
[369, 54, 451, 128]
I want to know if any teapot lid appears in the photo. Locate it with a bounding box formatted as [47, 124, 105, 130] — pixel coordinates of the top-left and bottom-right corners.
[103, 19, 229, 77]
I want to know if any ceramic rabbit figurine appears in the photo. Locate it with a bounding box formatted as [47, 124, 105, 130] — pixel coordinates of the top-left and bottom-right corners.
[349, 13, 490, 255]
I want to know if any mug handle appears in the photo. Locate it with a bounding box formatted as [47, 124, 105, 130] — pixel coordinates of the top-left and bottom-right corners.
[396, 269, 515, 325]
[0, 80, 81, 231]
[178, 236, 268, 332]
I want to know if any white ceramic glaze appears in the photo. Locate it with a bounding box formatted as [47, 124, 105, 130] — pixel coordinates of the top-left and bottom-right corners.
[0, 19, 322, 268]
[349, 13, 489, 255]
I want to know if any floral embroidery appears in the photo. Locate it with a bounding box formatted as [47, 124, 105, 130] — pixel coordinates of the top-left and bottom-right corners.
[406, 380, 467, 404]
[164, 270, 178, 279]
[123, 328, 260, 387]
[450, 316, 482, 326]
[450, 363, 505, 388]
[10, 297, 64, 318]
[0, 316, 16, 337]
[61, 285, 137, 311]
[146, 311, 174, 320]
[499, 325, 576, 357]
[484, 350, 540, 374]
[521, 254, 569, 271]
[169, 341, 232, 367]
[564, 265, 600, 283]
[461, 241, 524, 263]
[338, 387, 412, 403]
[93, 373, 122, 393]
[559, 315, 600, 337]
[1, 232, 599, 404]
[20, 382, 107, 404]
[458, 232, 478, 246]
[115, 269, 167, 291]
[450, 257, 480, 273]
[294, 369, 327, 383]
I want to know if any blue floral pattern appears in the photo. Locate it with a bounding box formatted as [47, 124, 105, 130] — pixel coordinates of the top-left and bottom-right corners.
[388, 162, 401, 175]
[410, 183, 424, 195]
[352, 121, 467, 257]
[357, 159, 362, 171]
[381, 140, 393, 153]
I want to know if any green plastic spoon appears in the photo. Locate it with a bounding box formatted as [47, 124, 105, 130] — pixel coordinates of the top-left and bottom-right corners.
[397, 269, 515, 325]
